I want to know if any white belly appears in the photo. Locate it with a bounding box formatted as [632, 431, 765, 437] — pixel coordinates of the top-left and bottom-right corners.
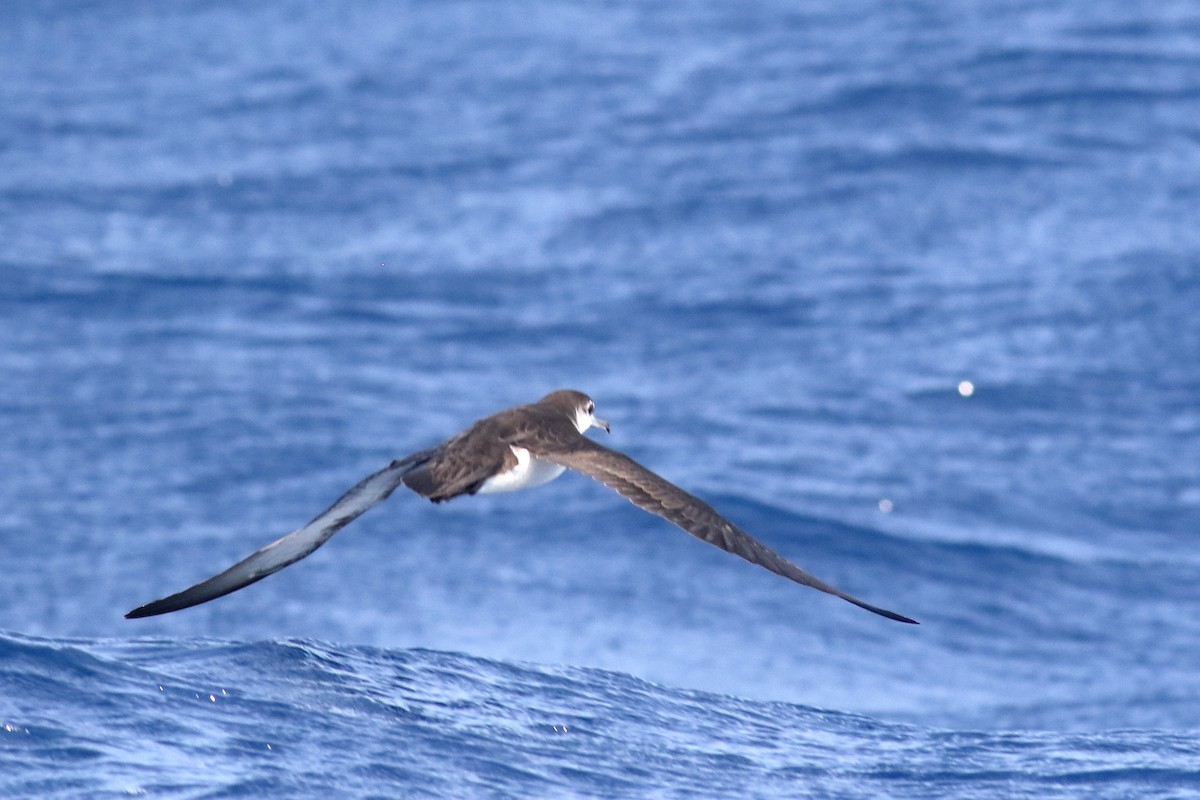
[476, 445, 566, 494]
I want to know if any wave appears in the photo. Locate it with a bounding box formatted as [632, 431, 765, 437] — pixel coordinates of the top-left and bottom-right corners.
[1, 631, 1196, 799]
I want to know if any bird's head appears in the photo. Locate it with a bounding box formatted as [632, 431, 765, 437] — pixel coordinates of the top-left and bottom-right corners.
[538, 389, 610, 435]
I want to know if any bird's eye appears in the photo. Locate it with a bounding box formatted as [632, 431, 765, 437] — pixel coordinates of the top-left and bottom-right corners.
[586, 401, 595, 414]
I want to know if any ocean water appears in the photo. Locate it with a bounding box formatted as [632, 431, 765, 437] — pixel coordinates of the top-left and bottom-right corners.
[3, 1, 1200, 797]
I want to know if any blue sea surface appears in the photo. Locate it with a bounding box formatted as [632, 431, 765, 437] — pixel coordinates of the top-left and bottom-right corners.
[3, 1, 1200, 797]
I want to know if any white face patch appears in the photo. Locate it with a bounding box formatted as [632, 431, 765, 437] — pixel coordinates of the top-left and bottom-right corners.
[573, 400, 609, 434]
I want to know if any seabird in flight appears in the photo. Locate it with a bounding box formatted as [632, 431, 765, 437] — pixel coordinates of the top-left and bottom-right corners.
[126, 390, 917, 623]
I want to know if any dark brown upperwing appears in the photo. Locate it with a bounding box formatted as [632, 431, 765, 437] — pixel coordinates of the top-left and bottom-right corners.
[401, 419, 517, 502]
[526, 436, 917, 624]
[402, 400, 578, 502]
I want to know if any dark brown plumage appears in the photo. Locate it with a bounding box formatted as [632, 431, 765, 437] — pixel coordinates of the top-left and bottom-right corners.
[127, 389, 916, 624]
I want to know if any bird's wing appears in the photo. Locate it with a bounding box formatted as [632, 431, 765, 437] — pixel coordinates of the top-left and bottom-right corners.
[400, 428, 514, 502]
[125, 453, 431, 618]
[527, 436, 917, 624]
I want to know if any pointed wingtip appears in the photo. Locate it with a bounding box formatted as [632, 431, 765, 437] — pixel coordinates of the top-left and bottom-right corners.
[124, 600, 171, 619]
[875, 607, 919, 624]
[853, 597, 918, 624]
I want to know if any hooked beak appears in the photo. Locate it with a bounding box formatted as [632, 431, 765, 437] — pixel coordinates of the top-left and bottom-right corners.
[593, 416, 611, 433]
